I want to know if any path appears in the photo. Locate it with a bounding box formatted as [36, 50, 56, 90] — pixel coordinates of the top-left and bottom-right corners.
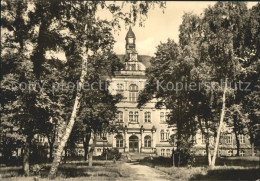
[117, 161, 170, 181]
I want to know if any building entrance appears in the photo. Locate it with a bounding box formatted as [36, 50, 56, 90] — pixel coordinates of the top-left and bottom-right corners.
[129, 135, 139, 152]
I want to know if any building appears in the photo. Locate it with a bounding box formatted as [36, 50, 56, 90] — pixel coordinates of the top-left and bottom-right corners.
[92, 27, 173, 156]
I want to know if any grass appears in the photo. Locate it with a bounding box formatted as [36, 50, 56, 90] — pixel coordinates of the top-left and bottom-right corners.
[0, 156, 259, 180]
[155, 166, 260, 181]
[138, 156, 259, 180]
[0, 160, 128, 180]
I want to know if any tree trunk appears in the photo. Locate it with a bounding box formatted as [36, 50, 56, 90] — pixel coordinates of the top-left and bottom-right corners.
[49, 143, 54, 162]
[211, 79, 227, 168]
[234, 131, 240, 156]
[23, 136, 31, 176]
[84, 128, 91, 161]
[251, 143, 254, 156]
[206, 140, 212, 166]
[48, 50, 88, 179]
[88, 132, 97, 167]
[172, 149, 175, 167]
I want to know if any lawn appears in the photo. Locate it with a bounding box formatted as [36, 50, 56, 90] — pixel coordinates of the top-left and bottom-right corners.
[0, 156, 259, 180]
[138, 156, 260, 180]
[0, 160, 131, 181]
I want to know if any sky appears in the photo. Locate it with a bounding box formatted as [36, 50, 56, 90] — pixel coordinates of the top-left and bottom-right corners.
[112, 1, 258, 56]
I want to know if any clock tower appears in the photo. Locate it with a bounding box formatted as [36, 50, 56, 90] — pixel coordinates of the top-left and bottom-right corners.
[125, 26, 136, 53]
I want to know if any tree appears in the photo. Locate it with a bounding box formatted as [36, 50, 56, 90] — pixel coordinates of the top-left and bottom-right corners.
[138, 39, 198, 166]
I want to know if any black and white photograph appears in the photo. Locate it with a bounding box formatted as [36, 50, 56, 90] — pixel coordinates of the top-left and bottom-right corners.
[0, 1, 259, 180]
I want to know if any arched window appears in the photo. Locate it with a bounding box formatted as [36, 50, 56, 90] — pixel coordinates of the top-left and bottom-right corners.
[144, 135, 151, 148]
[129, 111, 134, 122]
[160, 130, 165, 141]
[134, 111, 139, 122]
[144, 112, 151, 123]
[161, 149, 165, 156]
[116, 135, 123, 148]
[129, 84, 138, 102]
[160, 112, 165, 123]
[117, 111, 123, 122]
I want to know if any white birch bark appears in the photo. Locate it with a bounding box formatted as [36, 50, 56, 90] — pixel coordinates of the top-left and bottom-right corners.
[211, 78, 227, 168]
[48, 48, 88, 179]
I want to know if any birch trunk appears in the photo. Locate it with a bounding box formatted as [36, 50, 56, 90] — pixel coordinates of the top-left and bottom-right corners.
[48, 51, 88, 179]
[211, 79, 227, 168]
[207, 145, 212, 166]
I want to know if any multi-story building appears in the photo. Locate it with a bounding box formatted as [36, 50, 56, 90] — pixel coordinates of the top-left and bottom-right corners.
[92, 27, 173, 156]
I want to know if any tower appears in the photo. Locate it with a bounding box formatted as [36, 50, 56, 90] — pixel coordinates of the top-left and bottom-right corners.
[125, 26, 136, 53]
[125, 27, 138, 62]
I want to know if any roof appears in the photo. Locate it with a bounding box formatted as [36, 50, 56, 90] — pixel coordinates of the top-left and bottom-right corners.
[125, 26, 135, 39]
[117, 54, 152, 68]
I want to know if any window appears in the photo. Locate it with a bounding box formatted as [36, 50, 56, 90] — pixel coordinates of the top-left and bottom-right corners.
[240, 150, 245, 157]
[160, 112, 165, 123]
[137, 64, 140, 70]
[166, 149, 171, 157]
[38, 135, 45, 142]
[192, 135, 197, 144]
[165, 130, 170, 140]
[144, 112, 151, 123]
[116, 135, 123, 148]
[97, 148, 102, 153]
[161, 130, 165, 141]
[134, 111, 139, 122]
[227, 150, 233, 156]
[116, 83, 124, 91]
[129, 111, 134, 122]
[161, 149, 165, 156]
[226, 134, 232, 144]
[239, 134, 245, 144]
[117, 111, 123, 122]
[129, 84, 138, 102]
[132, 64, 136, 71]
[144, 135, 151, 148]
[202, 134, 206, 144]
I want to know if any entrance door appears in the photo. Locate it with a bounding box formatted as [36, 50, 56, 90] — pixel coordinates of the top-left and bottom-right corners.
[129, 135, 139, 152]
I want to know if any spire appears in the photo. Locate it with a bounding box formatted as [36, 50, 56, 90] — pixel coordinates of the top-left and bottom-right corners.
[125, 26, 135, 40]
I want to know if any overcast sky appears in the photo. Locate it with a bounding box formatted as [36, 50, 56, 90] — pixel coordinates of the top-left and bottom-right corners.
[113, 1, 258, 56]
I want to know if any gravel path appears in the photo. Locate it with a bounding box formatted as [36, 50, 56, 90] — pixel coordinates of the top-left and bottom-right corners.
[117, 162, 170, 181]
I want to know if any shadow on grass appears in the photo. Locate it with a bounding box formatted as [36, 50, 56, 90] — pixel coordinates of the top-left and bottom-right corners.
[190, 168, 260, 180]
[137, 156, 259, 168]
[137, 156, 173, 168]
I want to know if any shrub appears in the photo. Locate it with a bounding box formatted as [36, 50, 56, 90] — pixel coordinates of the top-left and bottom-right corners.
[101, 148, 121, 160]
